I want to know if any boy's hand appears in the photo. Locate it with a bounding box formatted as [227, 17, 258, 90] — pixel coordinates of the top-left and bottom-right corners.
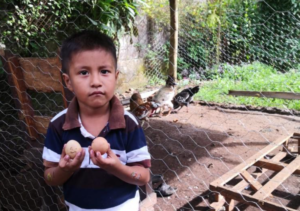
[89, 144, 121, 172]
[59, 144, 85, 172]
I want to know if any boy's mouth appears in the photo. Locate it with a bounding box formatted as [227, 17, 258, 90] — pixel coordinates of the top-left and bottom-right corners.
[89, 91, 105, 96]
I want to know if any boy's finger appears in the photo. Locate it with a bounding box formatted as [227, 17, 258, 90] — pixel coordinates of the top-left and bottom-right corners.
[61, 144, 67, 158]
[89, 149, 97, 163]
[64, 154, 70, 161]
[80, 148, 86, 159]
[72, 151, 82, 162]
[106, 145, 117, 159]
[67, 150, 84, 167]
[75, 149, 85, 163]
[89, 149, 95, 158]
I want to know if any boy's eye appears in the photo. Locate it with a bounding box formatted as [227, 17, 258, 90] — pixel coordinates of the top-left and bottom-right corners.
[79, 70, 89, 75]
[101, 69, 110, 74]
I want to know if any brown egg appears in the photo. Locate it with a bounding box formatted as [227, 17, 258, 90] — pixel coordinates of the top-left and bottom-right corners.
[65, 140, 82, 159]
[91, 137, 109, 154]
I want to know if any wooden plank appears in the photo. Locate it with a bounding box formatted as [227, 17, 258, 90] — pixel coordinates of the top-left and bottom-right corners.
[209, 194, 225, 211]
[212, 186, 297, 211]
[232, 179, 248, 191]
[292, 132, 300, 137]
[298, 139, 300, 155]
[3, 53, 68, 140]
[34, 116, 52, 135]
[255, 158, 300, 175]
[240, 171, 263, 191]
[210, 134, 292, 188]
[228, 90, 300, 100]
[253, 155, 300, 200]
[225, 197, 235, 211]
[252, 152, 287, 175]
[6, 55, 38, 139]
[19, 57, 63, 93]
[209, 152, 288, 210]
[236, 152, 287, 191]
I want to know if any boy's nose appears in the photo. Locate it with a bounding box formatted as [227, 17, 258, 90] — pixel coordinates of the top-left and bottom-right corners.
[90, 74, 102, 87]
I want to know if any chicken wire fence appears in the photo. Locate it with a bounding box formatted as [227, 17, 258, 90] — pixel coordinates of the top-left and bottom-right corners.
[0, 0, 300, 211]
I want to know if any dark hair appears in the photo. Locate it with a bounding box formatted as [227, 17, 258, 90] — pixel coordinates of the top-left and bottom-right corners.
[60, 30, 117, 74]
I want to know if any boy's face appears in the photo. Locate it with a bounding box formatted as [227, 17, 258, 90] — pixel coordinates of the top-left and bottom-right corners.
[63, 49, 119, 111]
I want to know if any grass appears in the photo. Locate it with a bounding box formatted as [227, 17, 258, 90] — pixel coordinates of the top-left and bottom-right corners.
[193, 62, 300, 110]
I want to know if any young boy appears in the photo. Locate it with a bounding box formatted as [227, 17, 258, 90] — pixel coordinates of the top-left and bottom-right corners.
[42, 30, 151, 211]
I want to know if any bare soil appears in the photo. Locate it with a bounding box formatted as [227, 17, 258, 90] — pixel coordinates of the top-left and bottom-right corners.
[143, 103, 300, 211]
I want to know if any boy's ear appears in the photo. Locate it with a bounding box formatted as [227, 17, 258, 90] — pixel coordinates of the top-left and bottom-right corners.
[115, 70, 120, 80]
[62, 73, 73, 92]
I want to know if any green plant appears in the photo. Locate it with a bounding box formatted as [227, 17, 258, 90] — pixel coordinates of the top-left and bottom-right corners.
[195, 62, 300, 110]
[1, 0, 145, 57]
[250, 0, 300, 71]
[141, 0, 170, 26]
[142, 0, 299, 80]
[148, 76, 165, 86]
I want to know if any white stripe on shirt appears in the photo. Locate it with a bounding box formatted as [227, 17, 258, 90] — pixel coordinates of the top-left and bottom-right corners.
[126, 146, 151, 163]
[42, 147, 61, 162]
[65, 190, 140, 211]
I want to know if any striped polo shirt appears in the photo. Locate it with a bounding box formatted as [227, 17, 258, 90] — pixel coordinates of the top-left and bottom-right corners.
[42, 96, 151, 211]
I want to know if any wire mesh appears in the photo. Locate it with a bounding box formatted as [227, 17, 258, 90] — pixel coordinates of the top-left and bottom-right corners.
[0, 0, 300, 211]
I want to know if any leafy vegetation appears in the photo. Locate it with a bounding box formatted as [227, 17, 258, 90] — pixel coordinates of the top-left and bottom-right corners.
[141, 0, 300, 76]
[194, 62, 300, 110]
[0, 0, 145, 57]
[227, 0, 300, 72]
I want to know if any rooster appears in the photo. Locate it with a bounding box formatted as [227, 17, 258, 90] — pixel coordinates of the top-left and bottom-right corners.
[173, 85, 200, 113]
[153, 75, 177, 116]
[130, 92, 160, 121]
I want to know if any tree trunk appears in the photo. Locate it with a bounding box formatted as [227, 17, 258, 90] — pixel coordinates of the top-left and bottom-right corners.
[216, 0, 222, 65]
[169, 0, 178, 80]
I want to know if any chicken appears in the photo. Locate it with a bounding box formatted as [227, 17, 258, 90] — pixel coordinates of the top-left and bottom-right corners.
[130, 92, 160, 121]
[173, 85, 200, 112]
[151, 173, 177, 197]
[154, 182, 177, 197]
[153, 75, 177, 116]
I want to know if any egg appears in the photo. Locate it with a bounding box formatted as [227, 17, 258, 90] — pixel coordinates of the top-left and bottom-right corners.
[65, 140, 82, 159]
[91, 137, 109, 154]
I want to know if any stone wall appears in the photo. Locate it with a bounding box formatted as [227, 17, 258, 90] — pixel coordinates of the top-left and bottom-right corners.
[116, 15, 149, 93]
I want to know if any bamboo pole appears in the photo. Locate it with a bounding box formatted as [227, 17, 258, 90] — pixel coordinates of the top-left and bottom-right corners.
[169, 0, 178, 80]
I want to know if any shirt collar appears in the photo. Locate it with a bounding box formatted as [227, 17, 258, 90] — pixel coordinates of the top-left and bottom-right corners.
[62, 95, 126, 131]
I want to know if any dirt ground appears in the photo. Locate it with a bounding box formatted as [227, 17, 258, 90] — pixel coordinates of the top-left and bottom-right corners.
[142, 103, 300, 211]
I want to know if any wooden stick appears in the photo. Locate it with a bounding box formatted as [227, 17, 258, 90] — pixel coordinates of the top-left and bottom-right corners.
[228, 90, 300, 100]
[254, 158, 300, 175]
[240, 171, 263, 191]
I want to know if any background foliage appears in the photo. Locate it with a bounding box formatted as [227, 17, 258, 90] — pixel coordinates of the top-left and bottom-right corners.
[196, 62, 300, 110]
[0, 0, 144, 57]
[142, 0, 300, 75]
